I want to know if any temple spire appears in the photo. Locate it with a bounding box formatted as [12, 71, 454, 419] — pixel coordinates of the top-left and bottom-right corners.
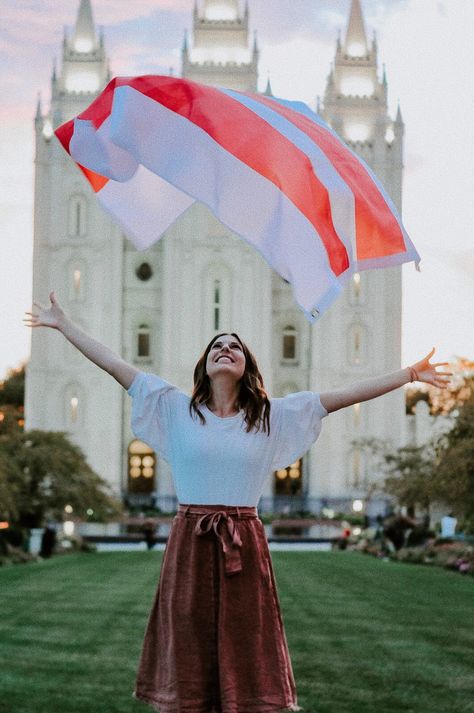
[264, 74, 273, 97]
[72, 0, 97, 53]
[344, 0, 368, 57]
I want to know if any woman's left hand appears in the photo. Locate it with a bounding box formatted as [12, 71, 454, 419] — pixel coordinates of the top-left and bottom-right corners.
[410, 348, 453, 389]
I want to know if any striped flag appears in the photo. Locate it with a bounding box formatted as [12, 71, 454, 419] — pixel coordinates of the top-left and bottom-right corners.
[55, 75, 420, 321]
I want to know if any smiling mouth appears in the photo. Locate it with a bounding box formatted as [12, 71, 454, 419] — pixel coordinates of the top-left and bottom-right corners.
[216, 355, 234, 363]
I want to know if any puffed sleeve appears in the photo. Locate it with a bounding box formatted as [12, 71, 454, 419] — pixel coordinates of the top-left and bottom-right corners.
[127, 372, 178, 461]
[270, 391, 328, 471]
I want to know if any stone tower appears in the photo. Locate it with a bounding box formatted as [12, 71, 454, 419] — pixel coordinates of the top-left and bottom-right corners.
[306, 0, 406, 512]
[183, 0, 258, 90]
[25, 0, 126, 496]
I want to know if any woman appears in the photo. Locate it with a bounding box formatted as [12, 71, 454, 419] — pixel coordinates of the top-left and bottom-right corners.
[25, 292, 451, 713]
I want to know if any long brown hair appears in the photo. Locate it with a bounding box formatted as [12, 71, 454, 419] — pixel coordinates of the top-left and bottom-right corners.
[189, 332, 271, 435]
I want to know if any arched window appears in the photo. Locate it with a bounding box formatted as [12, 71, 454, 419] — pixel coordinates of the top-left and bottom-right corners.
[68, 195, 87, 237]
[348, 272, 366, 306]
[352, 448, 361, 487]
[274, 459, 302, 496]
[136, 324, 151, 359]
[346, 447, 368, 488]
[68, 261, 85, 302]
[353, 402, 361, 429]
[282, 325, 297, 362]
[128, 439, 156, 494]
[201, 263, 232, 337]
[348, 323, 368, 366]
[64, 384, 83, 429]
[213, 280, 221, 332]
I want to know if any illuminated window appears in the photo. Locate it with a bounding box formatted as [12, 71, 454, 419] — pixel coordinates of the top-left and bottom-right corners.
[346, 42, 366, 58]
[353, 402, 361, 429]
[70, 396, 79, 423]
[282, 325, 297, 361]
[344, 122, 370, 143]
[348, 323, 367, 366]
[385, 125, 395, 145]
[137, 324, 151, 359]
[68, 262, 85, 302]
[274, 459, 302, 496]
[340, 76, 373, 97]
[349, 272, 363, 305]
[204, 1, 238, 21]
[128, 440, 156, 494]
[65, 70, 100, 93]
[68, 195, 87, 237]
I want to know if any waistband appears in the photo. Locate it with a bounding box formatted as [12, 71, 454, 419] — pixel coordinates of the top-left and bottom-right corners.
[177, 503, 259, 576]
[177, 503, 258, 519]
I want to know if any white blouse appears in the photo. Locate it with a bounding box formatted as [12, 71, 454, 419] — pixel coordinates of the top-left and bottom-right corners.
[127, 372, 328, 506]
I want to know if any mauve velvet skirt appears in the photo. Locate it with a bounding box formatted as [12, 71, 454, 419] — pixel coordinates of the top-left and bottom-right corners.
[132, 503, 302, 713]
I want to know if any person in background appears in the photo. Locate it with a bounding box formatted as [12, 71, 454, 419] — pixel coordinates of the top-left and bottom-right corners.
[440, 512, 457, 539]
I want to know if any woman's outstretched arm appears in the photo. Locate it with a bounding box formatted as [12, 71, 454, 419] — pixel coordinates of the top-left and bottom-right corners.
[24, 291, 139, 390]
[319, 348, 452, 414]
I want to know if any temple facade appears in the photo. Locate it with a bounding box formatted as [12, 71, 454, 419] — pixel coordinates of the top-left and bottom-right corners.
[26, 0, 406, 516]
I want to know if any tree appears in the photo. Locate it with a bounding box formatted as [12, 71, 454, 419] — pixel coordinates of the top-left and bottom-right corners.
[0, 364, 25, 435]
[352, 436, 436, 517]
[383, 444, 435, 517]
[431, 390, 474, 522]
[0, 430, 123, 528]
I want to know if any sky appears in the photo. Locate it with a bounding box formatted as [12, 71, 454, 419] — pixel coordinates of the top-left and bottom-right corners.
[1, 0, 473, 380]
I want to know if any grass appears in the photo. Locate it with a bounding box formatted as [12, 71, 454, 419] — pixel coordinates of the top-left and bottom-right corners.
[0, 551, 473, 713]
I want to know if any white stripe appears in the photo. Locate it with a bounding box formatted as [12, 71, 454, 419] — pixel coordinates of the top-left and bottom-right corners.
[272, 96, 420, 263]
[98, 165, 195, 250]
[77, 84, 343, 319]
[71, 116, 138, 182]
[222, 89, 357, 265]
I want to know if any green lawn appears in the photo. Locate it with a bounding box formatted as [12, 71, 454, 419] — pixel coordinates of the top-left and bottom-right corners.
[1, 551, 473, 713]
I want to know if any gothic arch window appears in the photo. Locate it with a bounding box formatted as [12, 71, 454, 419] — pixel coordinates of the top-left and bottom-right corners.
[348, 272, 365, 306]
[67, 260, 86, 302]
[274, 459, 303, 496]
[353, 402, 361, 430]
[346, 447, 368, 489]
[68, 195, 87, 237]
[348, 323, 368, 366]
[282, 325, 297, 363]
[213, 279, 221, 332]
[202, 263, 232, 337]
[136, 323, 151, 360]
[128, 439, 156, 494]
[64, 383, 83, 429]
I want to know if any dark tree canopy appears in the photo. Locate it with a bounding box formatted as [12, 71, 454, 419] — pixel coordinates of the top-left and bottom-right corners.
[0, 430, 123, 528]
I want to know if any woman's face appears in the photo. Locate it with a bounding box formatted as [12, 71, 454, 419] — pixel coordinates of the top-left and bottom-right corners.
[206, 334, 246, 382]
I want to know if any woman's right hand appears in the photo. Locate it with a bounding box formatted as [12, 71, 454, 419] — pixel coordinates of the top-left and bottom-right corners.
[24, 291, 66, 331]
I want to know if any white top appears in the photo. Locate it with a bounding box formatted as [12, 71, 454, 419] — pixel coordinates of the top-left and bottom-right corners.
[127, 372, 328, 506]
